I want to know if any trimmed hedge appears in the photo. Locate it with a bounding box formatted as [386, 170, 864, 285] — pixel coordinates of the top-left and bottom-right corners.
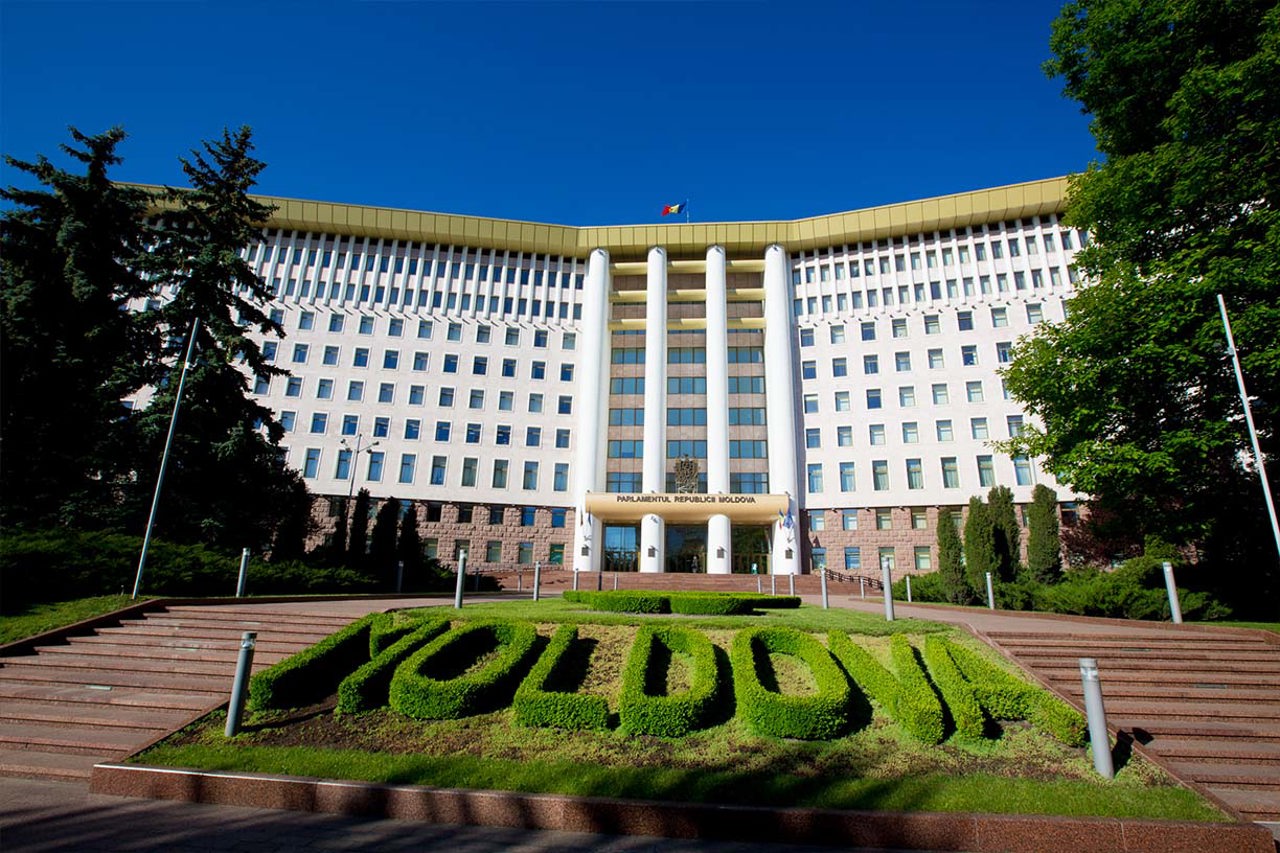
[921, 634, 984, 740]
[731, 627, 850, 740]
[618, 625, 721, 737]
[828, 632, 943, 743]
[512, 624, 610, 731]
[942, 638, 1087, 746]
[565, 590, 801, 615]
[389, 620, 540, 720]
[336, 618, 450, 714]
[247, 614, 379, 711]
[369, 612, 428, 657]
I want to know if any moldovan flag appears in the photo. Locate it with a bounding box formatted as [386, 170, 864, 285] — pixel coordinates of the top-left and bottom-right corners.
[661, 202, 685, 216]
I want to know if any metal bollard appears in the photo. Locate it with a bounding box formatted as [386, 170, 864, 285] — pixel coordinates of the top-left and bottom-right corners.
[572, 568, 579, 591]
[225, 632, 257, 737]
[517, 570, 523, 593]
[235, 548, 250, 598]
[771, 574, 776, 595]
[906, 575, 913, 603]
[1079, 658, 1115, 779]
[533, 561, 542, 601]
[859, 576, 865, 599]
[1162, 561, 1183, 624]
[985, 572, 996, 610]
[882, 561, 895, 622]
[788, 573, 795, 596]
[820, 568, 829, 609]
[597, 568, 603, 591]
[396, 560, 404, 594]
[454, 551, 468, 609]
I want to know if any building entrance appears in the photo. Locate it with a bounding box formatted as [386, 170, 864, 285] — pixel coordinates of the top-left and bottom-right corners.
[731, 525, 771, 574]
[665, 525, 707, 573]
[603, 524, 639, 572]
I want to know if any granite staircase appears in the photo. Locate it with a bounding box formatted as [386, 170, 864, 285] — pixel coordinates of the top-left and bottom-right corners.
[0, 604, 356, 781]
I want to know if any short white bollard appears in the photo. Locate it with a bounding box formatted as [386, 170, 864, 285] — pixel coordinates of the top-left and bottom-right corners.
[533, 561, 542, 601]
[881, 561, 895, 622]
[820, 568, 829, 609]
[1162, 561, 1183, 624]
[788, 573, 795, 596]
[985, 571, 996, 610]
[454, 551, 468, 609]
[906, 575, 913, 603]
[1079, 658, 1115, 779]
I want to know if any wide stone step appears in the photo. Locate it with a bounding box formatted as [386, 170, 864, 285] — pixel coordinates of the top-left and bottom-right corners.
[1009, 648, 1280, 665]
[1099, 699, 1280, 722]
[1206, 786, 1280, 820]
[1148, 740, 1280, 763]
[65, 633, 312, 654]
[0, 662, 231, 693]
[0, 721, 145, 756]
[1029, 657, 1280, 675]
[985, 630, 1266, 644]
[34, 643, 292, 666]
[0, 699, 189, 731]
[1052, 683, 1280, 703]
[1117, 719, 1280, 743]
[19, 649, 288, 676]
[160, 606, 355, 626]
[987, 633, 1274, 650]
[0, 680, 220, 712]
[95, 624, 335, 645]
[1038, 667, 1280, 688]
[0, 748, 99, 781]
[1171, 762, 1280, 785]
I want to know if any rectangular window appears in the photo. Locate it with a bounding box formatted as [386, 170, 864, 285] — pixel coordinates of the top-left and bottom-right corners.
[865, 389, 882, 410]
[309, 413, 327, 434]
[971, 417, 989, 439]
[807, 463, 823, 493]
[378, 382, 394, 403]
[914, 546, 932, 571]
[346, 380, 363, 401]
[367, 451, 385, 482]
[428, 455, 446, 485]
[553, 463, 569, 492]
[836, 425, 853, 447]
[906, 458, 924, 489]
[898, 386, 916, 407]
[292, 343, 309, 364]
[966, 381, 984, 403]
[911, 508, 928, 530]
[485, 540, 502, 562]
[872, 460, 889, 491]
[996, 341, 1013, 363]
[875, 508, 892, 530]
[902, 422, 919, 443]
[399, 454, 417, 484]
[409, 385, 424, 405]
[839, 462, 855, 492]
[991, 307, 1009, 327]
[383, 350, 399, 370]
[863, 355, 879, 375]
[924, 315, 940, 335]
[522, 461, 539, 490]
[961, 345, 978, 366]
[373, 416, 390, 438]
[892, 318, 908, 338]
[303, 448, 321, 479]
[435, 421, 451, 442]
[1014, 455, 1034, 486]
[832, 357, 848, 377]
[928, 348, 944, 369]
[803, 394, 818, 414]
[353, 347, 369, 368]
[860, 321, 876, 341]
[805, 428, 821, 449]
[977, 455, 996, 487]
[869, 424, 886, 445]
[492, 459, 508, 488]
[936, 419, 954, 441]
[842, 509, 858, 531]
[461, 457, 478, 487]
[844, 547, 861, 571]
[941, 457, 960, 488]
[957, 311, 974, 331]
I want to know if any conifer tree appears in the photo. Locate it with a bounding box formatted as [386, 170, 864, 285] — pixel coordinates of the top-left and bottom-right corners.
[368, 497, 400, 591]
[398, 503, 424, 589]
[347, 488, 371, 572]
[936, 508, 972, 604]
[963, 496, 997, 597]
[1027, 484, 1063, 583]
[0, 127, 155, 527]
[987, 485, 1021, 582]
[328, 498, 350, 566]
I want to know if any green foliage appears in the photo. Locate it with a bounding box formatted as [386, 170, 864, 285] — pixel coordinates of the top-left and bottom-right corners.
[1015, 0, 1280, 611]
[398, 503, 424, 584]
[987, 486, 1021, 583]
[943, 639, 1086, 747]
[0, 594, 137, 645]
[1026, 485, 1063, 583]
[512, 624, 611, 731]
[567, 590, 800, 615]
[935, 510, 972, 604]
[828, 631, 944, 744]
[0, 528, 372, 609]
[1, 127, 157, 530]
[668, 593, 756, 616]
[368, 612, 422, 656]
[346, 489, 370, 572]
[336, 617, 448, 714]
[389, 620, 540, 720]
[730, 627, 850, 740]
[367, 497, 399, 591]
[963, 497, 996, 598]
[247, 614, 377, 711]
[891, 571, 946, 604]
[618, 625, 721, 737]
[921, 635, 984, 740]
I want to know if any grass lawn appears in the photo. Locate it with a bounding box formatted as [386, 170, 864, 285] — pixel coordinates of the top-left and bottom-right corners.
[0, 595, 139, 645]
[133, 600, 1227, 822]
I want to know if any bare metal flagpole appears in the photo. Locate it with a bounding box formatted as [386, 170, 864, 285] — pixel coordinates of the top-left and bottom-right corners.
[132, 316, 201, 599]
[1217, 294, 1280, 565]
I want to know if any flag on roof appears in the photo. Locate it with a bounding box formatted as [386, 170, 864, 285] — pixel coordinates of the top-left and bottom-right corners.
[661, 202, 685, 216]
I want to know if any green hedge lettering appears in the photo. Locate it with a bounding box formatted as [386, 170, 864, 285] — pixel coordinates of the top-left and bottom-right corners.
[827, 632, 943, 743]
[337, 617, 449, 714]
[618, 625, 721, 737]
[731, 627, 850, 740]
[247, 613, 379, 711]
[512, 624, 610, 731]
[921, 634, 984, 740]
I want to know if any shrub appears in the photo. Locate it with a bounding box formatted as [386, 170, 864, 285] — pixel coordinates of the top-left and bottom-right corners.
[577, 591, 670, 613]
[829, 632, 943, 743]
[337, 617, 449, 714]
[389, 620, 540, 720]
[942, 638, 1086, 746]
[890, 572, 947, 604]
[731, 627, 850, 740]
[561, 590, 588, 604]
[618, 624, 721, 737]
[568, 590, 801, 615]
[512, 624, 610, 731]
[921, 634, 984, 740]
[248, 613, 379, 711]
[369, 612, 428, 657]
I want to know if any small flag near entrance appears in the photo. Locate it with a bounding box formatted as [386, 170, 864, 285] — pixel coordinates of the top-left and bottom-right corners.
[661, 201, 686, 217]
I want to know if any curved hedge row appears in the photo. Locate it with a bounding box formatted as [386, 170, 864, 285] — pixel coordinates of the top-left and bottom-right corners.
[731, 627, 850, 740]
[389, 620, 540, 720]
[942, 638, 1087, 746]
[618, 624, 721, 737]
[921, 634, 985, 740]
[337, 618, 449, 714]
[248, 613, 379, 711]
[512, 624, 610, 731]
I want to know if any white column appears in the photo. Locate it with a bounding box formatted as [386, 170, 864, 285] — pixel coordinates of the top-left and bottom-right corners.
[640, 246, 668, 573]
[763, 244, 802, 575]
[572, 248, 611, 573]
[705, 245, 732, 574]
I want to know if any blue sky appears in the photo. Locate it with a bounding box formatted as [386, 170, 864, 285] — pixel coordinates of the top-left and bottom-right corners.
[1, 1, 1097, 226]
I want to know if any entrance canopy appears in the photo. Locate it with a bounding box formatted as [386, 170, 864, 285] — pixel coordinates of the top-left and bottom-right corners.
[583, 492, 789, 524]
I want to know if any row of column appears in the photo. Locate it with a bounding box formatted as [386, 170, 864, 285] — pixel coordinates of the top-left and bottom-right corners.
[572, 244, 801, 575]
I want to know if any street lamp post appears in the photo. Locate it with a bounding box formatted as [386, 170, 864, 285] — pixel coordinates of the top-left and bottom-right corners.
[340, 433, 380, 504]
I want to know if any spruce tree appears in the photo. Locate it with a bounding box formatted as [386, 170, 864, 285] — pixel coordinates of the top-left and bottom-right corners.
[398, 503, 424, 590]
[1, 127, 155, 528]
[130, 126, 297, 549]
[987, 485, 1021, 582]
[963, 496, 997, 598]
[936, 508, 971, 604]
[1027, 484, 1063, 583]
[328, 498, 350, 567]
[368, 498, 400, 591]
[347, 489, 371, 572]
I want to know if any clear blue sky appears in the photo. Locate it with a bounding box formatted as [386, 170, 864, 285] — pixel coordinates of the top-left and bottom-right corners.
[1, 1, 1097, 227]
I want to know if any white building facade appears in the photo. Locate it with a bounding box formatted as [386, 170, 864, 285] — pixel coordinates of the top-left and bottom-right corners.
[237, 178, 1083, 576]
